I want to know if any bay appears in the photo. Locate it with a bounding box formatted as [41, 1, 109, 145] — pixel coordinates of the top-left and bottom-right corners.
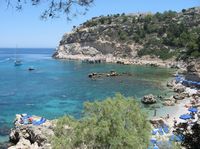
[0, 48, 174, 142]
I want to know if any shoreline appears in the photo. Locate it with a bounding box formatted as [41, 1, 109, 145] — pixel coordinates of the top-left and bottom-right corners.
[53, 53, 187, 69]
[5, 79, 200, 149]
[149, 79, 200, 146]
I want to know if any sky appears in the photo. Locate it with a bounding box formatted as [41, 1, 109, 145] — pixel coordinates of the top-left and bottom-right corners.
[0, 0, 199, 48]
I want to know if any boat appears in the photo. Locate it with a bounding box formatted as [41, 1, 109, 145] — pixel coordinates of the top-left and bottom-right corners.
[14, 46, 22, 66]
[15, 60, 22, 66]
[28, 67, 35, 71]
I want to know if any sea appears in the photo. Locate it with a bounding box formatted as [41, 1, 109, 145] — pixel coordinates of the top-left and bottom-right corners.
[0, 48, 174, 142]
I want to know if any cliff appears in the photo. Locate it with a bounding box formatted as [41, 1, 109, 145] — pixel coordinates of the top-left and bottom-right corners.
[53, 7, 200, 68]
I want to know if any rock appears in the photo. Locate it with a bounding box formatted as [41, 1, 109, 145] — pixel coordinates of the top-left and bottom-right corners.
[31, 142, 39, 149]
[116, 61, 125, 64]
[173, 84, 186, 93]
[88, 72, 97, 78]
[149, 63, 158, 67]
[180, 92, 189, 98]
[149, 118, 165, 126]
[185, 88, 198, 96]
[173, 94, 185, 100]
[88, 71, 120, 78]
[8, 138, 40, 149]
[9, 138, 31, 149]
[9, 114, 54, 149]
[187, 61, 198, 72]
[109, 71, 118, 77]
[166, 80, 176, 88]
[163, 100, 175, 106]
[185, 59, 200, 82]
[177, 68, 187, 74]
[141, 94, 156, 104]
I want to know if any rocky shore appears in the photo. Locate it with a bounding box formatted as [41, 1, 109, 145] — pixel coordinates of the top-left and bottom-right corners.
[148, 73, 200, 148]
[8, 114, 55, 149]
[53, 47, 186, 69]
[53, 7, 200, 70]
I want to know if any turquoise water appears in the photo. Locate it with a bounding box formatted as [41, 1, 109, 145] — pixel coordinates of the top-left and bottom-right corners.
[0, 48, 174, 142]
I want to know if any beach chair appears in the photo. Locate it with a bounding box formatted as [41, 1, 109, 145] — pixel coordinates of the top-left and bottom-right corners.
[32, 117, 46, 125]
[176, 134, 184, 142]
[169, 134, 184, 142]
[151, 129, 158, 135]
[150, 138, 157, 144]
[162, 125, 169, 134]
[158, 127, 164, 135]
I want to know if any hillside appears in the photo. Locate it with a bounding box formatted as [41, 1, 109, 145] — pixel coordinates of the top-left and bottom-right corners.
[53, 7, 200, 67]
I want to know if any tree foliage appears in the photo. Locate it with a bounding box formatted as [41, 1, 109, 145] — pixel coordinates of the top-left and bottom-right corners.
[174, 122, 200, 149]
[52, 94, 151, 149]
[3, 0, 94, 19]
[78, 8, 200, 60]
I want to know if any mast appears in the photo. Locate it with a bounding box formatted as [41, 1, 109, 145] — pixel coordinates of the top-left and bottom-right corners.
[15, 44, 18, 61]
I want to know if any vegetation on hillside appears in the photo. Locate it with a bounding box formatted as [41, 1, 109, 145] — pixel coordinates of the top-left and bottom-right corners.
[75, 7, 200, 60]
[52, 94, 151, 149]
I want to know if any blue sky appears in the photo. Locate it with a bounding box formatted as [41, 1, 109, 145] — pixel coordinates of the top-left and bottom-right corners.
[0, 0, 199, 48]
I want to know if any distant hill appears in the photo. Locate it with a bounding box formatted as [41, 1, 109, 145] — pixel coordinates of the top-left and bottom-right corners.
[53, 7, 200, 65]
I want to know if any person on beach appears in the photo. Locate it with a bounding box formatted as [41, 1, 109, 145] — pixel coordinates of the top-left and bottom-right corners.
[173, 118, 177, 127]
[154, 109, 157, 117]
[167, 114, 170, 119]
[19, 117, 24, 124]
[191, 112, 195, 119]
[165, 114, 170, 119]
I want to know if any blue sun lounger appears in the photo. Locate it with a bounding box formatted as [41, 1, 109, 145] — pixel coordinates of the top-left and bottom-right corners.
[162, 125, 169, 134]
[169, 134, 184, 142]
[150, 138, 157, 144]
[152, 129, 158, 135]
[158, 127, 164, 135]
[32, 117, 46, 125]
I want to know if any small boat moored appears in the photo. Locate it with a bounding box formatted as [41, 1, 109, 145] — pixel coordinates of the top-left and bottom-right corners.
[28, 67, 35, 71]
[14, 60, 22, 66]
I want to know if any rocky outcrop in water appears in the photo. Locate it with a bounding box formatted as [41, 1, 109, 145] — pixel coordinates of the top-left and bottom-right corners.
[141, 94, 156, 104]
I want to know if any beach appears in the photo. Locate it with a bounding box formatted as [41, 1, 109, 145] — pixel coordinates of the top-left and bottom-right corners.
[149, 79, 200, 148]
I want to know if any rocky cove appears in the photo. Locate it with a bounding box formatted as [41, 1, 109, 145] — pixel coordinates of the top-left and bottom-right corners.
[3, 25, 200, 149]
[1, 6, 200, 149]
[0, 49, 177, 148]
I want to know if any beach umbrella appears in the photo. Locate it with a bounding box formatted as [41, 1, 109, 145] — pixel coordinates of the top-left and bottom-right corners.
[179, 114, 192, 120]
[150, 138, 157, 144]
[153, 145, 159, 149]
[188, 107, 198, 113]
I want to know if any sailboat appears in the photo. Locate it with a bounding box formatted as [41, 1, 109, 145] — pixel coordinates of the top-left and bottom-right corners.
[14, 46, 22, 66]
[14, 60, 22, 66]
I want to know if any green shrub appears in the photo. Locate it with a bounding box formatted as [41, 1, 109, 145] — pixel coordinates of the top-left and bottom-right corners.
[52, 94, 151, 149]
[138, 47, 176, 60]
[191, 51, 200, 58]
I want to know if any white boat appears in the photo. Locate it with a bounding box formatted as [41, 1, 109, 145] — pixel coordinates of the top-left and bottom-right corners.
[14, 60, 22, 66]
[14, 46, 22, 66]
